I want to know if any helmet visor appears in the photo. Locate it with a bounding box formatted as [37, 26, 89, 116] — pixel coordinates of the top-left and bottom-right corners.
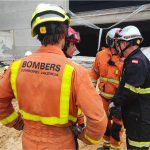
[68, 32, 81, 43]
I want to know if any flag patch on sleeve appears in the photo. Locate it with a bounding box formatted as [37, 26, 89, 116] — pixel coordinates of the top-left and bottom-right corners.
[132, 60, 138, 64]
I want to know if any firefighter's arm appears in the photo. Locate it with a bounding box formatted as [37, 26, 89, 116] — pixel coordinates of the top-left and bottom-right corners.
[76, 72, 107, 145]
[0, 66, 23, 130]
[113, 59, 146, 107]
[90, 54, 100, 87]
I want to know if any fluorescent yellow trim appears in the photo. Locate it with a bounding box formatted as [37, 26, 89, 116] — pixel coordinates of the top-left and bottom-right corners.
[115, 70, 118, 75]
[78, 109, 82, 115]
[84, 133, 100, 144]
[100, 76, 119, 84]
[10, 60, 22, 101]
[0, 111, 19, 125]
[99, 90, 114, 98]
[20, 109, 77, 125]
[128, 138, 150, 148]
[110, 143, 121, 149]
[60, 64, 74, 119]
[124, 83, 150, 94]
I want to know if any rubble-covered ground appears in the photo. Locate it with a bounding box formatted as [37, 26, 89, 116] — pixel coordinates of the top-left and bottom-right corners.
[0, 65, 128, 150]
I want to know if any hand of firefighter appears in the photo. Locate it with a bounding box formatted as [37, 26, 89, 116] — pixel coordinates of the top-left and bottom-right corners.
[108, 102, 122, 120]
[69, 124, 82, 139]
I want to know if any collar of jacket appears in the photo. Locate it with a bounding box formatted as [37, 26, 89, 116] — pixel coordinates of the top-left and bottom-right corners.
[101, 47, 121, 58]
[35, 44, 66, 57]
[101, 47, 112, 56]
[124, 48, 140, 63]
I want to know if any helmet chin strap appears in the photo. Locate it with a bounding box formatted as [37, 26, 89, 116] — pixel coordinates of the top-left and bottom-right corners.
[62, 40, 72, 58]
[118, 41, 133, 58]
[113, 44, 119, 55]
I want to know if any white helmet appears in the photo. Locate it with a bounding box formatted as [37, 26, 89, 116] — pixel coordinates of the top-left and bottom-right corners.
[118, 25, 143, 42]
[106, 28, 121, 47]
[25, 51, 32, 56]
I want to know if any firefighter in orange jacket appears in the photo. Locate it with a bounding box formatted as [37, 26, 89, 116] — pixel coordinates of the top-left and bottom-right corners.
[0, 3, 107, 150]
[90, 28, 124, 150]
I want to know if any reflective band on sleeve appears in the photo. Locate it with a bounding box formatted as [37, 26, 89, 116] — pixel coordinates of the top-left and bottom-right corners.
[100, 76, 119, 84]
[0, 111, 19, 125]
[91, 79, 97, 87]
[84, 133, 100, 144]
[119, 59, 124, 62]
[92, 66, 99, 73]
[78, 109, 82, 115]
[10, 60, 22, 101]
[20, 109, 77, 125]
[128, 138, 150, 148]
[124, 83, 150, 94]
[99, 89, 114, 98]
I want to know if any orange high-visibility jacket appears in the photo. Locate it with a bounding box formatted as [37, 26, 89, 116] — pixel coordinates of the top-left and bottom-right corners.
[90, 47, 124, 100]
[0, 45, 107, 146]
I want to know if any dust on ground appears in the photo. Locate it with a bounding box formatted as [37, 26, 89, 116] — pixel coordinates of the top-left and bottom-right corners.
[0, 65, 127, 150]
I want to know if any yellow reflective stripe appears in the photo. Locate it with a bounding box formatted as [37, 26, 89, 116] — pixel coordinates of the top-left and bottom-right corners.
[91, 79, 97, 87]
[104, 143, 110, 147]
[0, 111, 19, 125]
[60, 64, 74, 119]
[84, 134, 100, 144]
[20, 109, 77, 125]
[110, 143, 121, 149]
[91, 79, 97, 82]
[10, 60, 22, 101]
[128, 138, 150, 148]
[100, 76, 119, 84]
[102, 138, 110, 144]
[92, 83, 96, 87]
[99, 90, 114, 98]
[78, 109, 82, 115]
[124, 83, 150, 94]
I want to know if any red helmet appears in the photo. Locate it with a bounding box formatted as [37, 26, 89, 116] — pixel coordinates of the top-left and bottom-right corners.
[67, 27, 81, 43]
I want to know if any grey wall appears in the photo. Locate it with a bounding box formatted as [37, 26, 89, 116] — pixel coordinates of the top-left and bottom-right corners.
[0, 0, 69, 61]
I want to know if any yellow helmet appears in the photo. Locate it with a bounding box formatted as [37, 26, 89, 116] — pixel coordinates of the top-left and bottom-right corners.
[31, 3, 70, 37]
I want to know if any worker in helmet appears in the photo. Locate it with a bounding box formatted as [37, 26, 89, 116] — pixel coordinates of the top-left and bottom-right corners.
[90, 28, 124, 150]
[63, 27, 84, 129]
[0, 3, 107, 150]
[108, 25, 150, 150]
[63, 27, 81, 58]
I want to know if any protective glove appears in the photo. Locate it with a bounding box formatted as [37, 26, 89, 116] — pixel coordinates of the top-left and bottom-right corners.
[69, 124, 82, 138]
[108, 102, 122, 120]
